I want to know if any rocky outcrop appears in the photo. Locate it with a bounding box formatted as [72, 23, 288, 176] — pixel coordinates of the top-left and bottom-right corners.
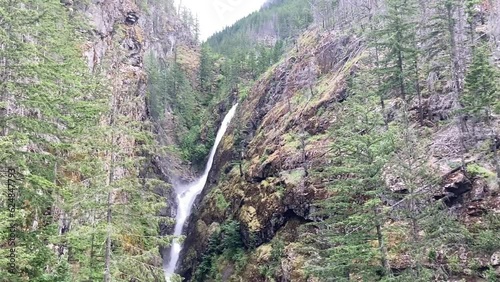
[177, 29, 364, 280]
[69, 0, 200, 274]
[178, 23, 500, 281]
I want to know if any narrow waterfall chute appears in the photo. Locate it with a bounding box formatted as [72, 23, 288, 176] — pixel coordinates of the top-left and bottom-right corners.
[164, 104, 238, 280]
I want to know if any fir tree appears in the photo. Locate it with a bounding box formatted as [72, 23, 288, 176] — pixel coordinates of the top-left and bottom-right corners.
[199, 45, 215, 94]
[375, 0, 419, 102]
[307, 73, 395, 281]
[0, 0, 105, 280]
[462, 43, 500, 183]
[389, 122, 440, 280]
[462, 44, 499, 123]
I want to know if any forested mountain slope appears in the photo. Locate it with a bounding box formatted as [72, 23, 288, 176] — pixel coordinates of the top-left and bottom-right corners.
[1, 0, 500, 281]
[177, 0, 500, 281]
[0, 0, 198, 281]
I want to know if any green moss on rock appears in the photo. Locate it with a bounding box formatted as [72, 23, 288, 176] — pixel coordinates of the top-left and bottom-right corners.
[239, 205, 261, 231]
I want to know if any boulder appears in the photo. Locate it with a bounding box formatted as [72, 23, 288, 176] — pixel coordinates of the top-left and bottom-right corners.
[491, 251, 500, 266]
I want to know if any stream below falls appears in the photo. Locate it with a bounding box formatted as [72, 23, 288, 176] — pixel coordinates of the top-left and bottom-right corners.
[164, 104, 238, 281]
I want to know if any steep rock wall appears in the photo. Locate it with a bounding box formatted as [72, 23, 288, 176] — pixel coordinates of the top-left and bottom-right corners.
[179, 24, 500, 281]
[70, 0, 199, 271]
[179, 29, 361, 281]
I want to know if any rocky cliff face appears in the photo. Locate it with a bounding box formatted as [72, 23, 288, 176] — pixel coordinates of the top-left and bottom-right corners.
[64, 1, 500, 281]
[75, 0, 196, 180]
[70, 0, 199, 272]
[178, 29, 363, 281]
[179, 18, 500, 282]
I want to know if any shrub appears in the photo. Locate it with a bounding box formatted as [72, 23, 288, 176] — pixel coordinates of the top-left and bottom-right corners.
[467, 164, 495, 179]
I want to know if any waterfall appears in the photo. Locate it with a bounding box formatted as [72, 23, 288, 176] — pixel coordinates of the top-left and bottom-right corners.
[164, 104, 238, 280]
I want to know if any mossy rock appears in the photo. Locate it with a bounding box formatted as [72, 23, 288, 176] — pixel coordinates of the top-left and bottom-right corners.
[280, 168, 305, 186]
[239, 205, 261, 232]
[256, 244, 273, 263]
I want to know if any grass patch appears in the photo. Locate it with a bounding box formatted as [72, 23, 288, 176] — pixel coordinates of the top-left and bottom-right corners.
[467, 163, 496, 179]
[281, 169, 305, 186]
[214, 188, 230, 211]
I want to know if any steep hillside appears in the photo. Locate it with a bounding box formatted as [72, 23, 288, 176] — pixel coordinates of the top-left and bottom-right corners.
[178, 0, 500, 281]
[0, 0, 198, 281]
[1, 0, 500, 281]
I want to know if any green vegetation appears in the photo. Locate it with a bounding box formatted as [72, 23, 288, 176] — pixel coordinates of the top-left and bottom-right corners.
[146, 53, 214, 166]
[0, 1, 101, 280]
[462, 43, 500, 183]
[199, 0, 313, 106]
[306, 72, 396, 280]
[207, 0, 312, 58]
[473, 214, 500, 254]
[462, 43, 500, 125]
[0, 1, 170, 281]
[2, 0, 500, 281]
[213, 188, 230, 211]
[259, 239, 284, 280]
[193, 220, 247, 281]
[467, 163, 496, 179]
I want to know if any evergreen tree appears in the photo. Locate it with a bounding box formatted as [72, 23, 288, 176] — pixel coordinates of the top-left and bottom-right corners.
[0, 0, 104, 280]
[199, 45, 215, 93]
[423, 0, 458, 94]
[61, 47, 169, 282]
[425, 0, 468, 168]
[0, 1, 171, 281]
[146, 54, 167, 120]
[462, 43, 500, 182]
[375, 0, 419, 102]
[194, 16, 200, 43]
[389, 121, 440, 280]
[307, 73, 395, 281]
[462, 44, 499, 123]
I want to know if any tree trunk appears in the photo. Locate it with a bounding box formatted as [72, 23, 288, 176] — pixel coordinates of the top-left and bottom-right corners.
[89, 211, 96, 277]
[105, 88, 117, 281]
[104, 142, 114, 282]
[447, 3, 467, 170]
[375, 46, 388, 130]
[374, 207, 390, 274]
[486, 110, 500, 186]
[300, 128, 308, 177]
[493, 136, 500, 187]
[414, 60, 424, 126]
[397, 49, 406, 102]
[104, 148, 114, 282]
[104, 192, 112, 282]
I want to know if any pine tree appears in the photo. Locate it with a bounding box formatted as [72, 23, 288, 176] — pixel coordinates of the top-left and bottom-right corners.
[423, 0, 458, 95]
[389, 121, 440, 280]
[462, 43, 500, 183]
[199, 45, 215, 93]
[375, 0, 419, 102]
[145, 53, 168, 121]
[0, 1, 171, 280]
[462, 44, 498, 123]
[0, 0, 106, 280]
[193, 16, 200, 43]
[424, 0, 468, 168]
[307, 73, 395, 281]
[57, 60, 169, 282]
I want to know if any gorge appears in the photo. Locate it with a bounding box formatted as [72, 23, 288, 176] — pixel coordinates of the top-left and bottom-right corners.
[164, 104, 238, 280]
[0, 0, 499, 282]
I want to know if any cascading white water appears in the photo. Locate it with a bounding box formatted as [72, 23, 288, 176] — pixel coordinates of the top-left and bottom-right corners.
[164, 104, 238, 280]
